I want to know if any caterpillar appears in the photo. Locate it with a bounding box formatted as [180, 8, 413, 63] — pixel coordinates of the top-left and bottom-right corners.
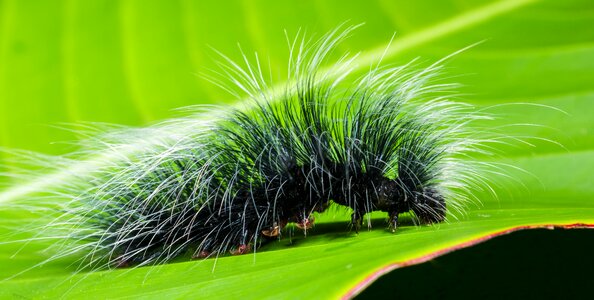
[4, 25, 497, 271]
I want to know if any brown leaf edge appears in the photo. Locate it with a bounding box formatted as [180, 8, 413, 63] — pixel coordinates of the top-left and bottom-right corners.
[343, 223, 594, 299]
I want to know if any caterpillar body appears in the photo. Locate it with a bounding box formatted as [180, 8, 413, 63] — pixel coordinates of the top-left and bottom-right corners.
[8, 26, 495, 270]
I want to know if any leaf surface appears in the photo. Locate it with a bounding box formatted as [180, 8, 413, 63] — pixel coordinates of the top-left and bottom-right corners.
[1, 0, 593, 299]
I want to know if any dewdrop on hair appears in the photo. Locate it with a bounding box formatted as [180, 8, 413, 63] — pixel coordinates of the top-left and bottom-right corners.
[11, 25, 500, 270]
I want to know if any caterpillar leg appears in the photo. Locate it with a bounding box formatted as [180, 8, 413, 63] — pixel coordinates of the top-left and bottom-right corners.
[295, 215, 315, 230]
[115, 258, 130, 268]
[261, 220, 288, 238]
[192, 250, 212, 259]
[351, 211, 363, 233]
[230, 244, 251, 255]
[261, 226, 281, 238]
[388, 210, 399, 233]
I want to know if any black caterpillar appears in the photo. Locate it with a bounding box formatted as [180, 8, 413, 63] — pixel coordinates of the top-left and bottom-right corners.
[31, 26, 490, 269]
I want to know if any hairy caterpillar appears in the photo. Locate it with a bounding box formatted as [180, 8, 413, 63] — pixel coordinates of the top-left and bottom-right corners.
[4, 26, 498, 271]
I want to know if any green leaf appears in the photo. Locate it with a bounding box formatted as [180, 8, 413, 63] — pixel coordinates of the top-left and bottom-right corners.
[1, 0, 593, 298]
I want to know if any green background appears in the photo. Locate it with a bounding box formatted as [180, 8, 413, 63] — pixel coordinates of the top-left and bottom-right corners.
[1, 0, 593, 298]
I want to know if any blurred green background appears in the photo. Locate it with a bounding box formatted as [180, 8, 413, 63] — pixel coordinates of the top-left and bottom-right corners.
[1, 0, 593, 160]
[1, 0, 594, 298]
